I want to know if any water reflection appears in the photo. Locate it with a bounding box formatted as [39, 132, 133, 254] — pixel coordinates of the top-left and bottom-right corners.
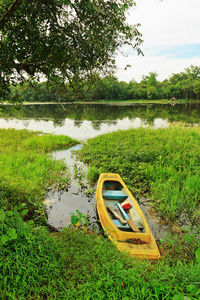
[153, 118, 169, 128]
[44, 145, 97, 229]
[0, 102, 199, 140]
[74, 120, 83, 128]
[0, 116, 149, 140]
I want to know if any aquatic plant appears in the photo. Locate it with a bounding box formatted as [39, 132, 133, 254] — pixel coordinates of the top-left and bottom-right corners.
[76, 126, 200, 224]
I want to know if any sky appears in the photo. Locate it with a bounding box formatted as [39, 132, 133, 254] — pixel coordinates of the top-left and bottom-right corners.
[115, 0, 200, 83]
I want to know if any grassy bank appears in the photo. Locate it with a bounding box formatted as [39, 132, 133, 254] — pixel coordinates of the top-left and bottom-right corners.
[77, 126, 200, 225]
[0, 128, 200, 299]
[0, 129, 78, 222]
[1, 226, 200, 300]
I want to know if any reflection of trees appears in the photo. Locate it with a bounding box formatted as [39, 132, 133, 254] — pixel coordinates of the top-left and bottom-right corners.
[53, 119, 65, 127]
[22, 120, 30, 127]
[74, 121, 83, 128]
[90, 120, 118, 130]
[91, 121, 102, 130]
[105, 120, 118, 126]
[1, 103, 200, 125]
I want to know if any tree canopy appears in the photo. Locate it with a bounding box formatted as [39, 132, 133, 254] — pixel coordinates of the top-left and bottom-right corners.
[9, 65, 200, 102]
[0, 0, 143, 99]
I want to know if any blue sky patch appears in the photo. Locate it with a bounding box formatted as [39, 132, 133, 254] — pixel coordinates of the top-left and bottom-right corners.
[147, 44, 200, 59]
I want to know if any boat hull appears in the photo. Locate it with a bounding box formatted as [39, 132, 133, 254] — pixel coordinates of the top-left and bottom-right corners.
[96, 173, 160, 260]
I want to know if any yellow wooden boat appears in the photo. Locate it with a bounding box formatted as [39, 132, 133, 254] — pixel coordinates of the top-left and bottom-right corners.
[96, 173, 160, 260]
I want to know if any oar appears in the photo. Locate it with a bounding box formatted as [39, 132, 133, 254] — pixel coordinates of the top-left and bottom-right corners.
[117, 203, 140, 232]
[107, 206, 127, 225]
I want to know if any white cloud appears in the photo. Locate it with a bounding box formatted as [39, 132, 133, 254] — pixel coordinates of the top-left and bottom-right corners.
[130, 0, 200, 46]
[116, 0, 200, 82]
[116, 54, 200, 82]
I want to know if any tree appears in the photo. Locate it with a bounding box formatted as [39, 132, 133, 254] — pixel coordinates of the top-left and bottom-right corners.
[182, 79, 193, 100]
[185, 65, 200, 80]
[147, 86, 158, 100]
[147, 72, 158, 88]
[0, 0, 143, 100]
[193, 79, 200, 100]
[143, 72, 159, 100]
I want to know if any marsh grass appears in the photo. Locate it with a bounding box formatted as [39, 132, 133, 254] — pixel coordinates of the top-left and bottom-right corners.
[1, 224, 199, 300]
[0, 128, 200, 299]
[0, 129, 78, 219]
[77, 126, 200, 224]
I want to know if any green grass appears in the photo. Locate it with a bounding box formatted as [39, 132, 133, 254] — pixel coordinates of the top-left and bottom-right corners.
[77, 126, 200, 224]
[0, 128, 200, 299]
[1, 216, 200, 300]
[0, 129, 78, 221]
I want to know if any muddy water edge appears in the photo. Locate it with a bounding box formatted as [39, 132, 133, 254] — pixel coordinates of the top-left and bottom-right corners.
[44, 145, 168, 241]
[44, 145, 97, 231]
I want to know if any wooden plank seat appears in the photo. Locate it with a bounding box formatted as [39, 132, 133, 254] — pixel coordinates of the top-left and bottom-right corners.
[103, 190, 128, 201]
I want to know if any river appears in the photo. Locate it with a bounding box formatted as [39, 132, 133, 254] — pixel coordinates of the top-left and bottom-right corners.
[0, 102, 199, 141]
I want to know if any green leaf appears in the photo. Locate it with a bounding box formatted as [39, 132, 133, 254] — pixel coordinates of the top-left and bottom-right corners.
[15, 275, 21, 283]
[187, 284, 199, 295]
[84, 219, 89, 226]
[1, 235, 9, 244]
[195, 248, 200, 263]
[172, 295, 184, 300]
[0, 210, 6, 221]
[10, 233, 18, 240]
[7, 228, 16, 237]
[6, 229, 18, 240]
[71, 215, 80, 225]
[21, 209, 28, 216]
[185, 235, 191, 244]
[6, 211, 14, 217]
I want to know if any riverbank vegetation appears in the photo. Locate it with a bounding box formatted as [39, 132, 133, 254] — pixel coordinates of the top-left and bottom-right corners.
[0, 129, 78, 223]
[0, 128, 200, 299]
[8, 65, 200, 103]
[77, 126, 200, 225]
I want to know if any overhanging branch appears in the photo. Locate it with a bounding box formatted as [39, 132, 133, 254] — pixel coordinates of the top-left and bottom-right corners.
[0, 0, 23, 30]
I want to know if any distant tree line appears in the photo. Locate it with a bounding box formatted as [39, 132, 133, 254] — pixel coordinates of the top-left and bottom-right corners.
[8, 65, 200, 102]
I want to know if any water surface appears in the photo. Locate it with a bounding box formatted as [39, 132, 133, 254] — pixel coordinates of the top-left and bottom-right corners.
[1, 102, 199, 140]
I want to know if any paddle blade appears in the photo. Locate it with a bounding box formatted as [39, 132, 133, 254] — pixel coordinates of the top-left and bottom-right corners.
[126, 219, 140, 233]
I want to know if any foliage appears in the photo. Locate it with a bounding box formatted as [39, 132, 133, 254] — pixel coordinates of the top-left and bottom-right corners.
[87, 166, 102, 185]
[23, 134, 77, 152]
[0, 128, 200, 299]
[70, 209, 90, 227]
[76, 126, 200, 224]
[0, 224, 200, 299]
[0, 0, 142, 100]
[0, 207, 33, 246]
[6, 65, 200, 102]
[0, 128, 78, 221]
[195, 248, 200, 263]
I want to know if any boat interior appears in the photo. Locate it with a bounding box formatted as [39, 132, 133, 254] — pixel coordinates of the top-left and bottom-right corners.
[102, 180, 145, 233]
